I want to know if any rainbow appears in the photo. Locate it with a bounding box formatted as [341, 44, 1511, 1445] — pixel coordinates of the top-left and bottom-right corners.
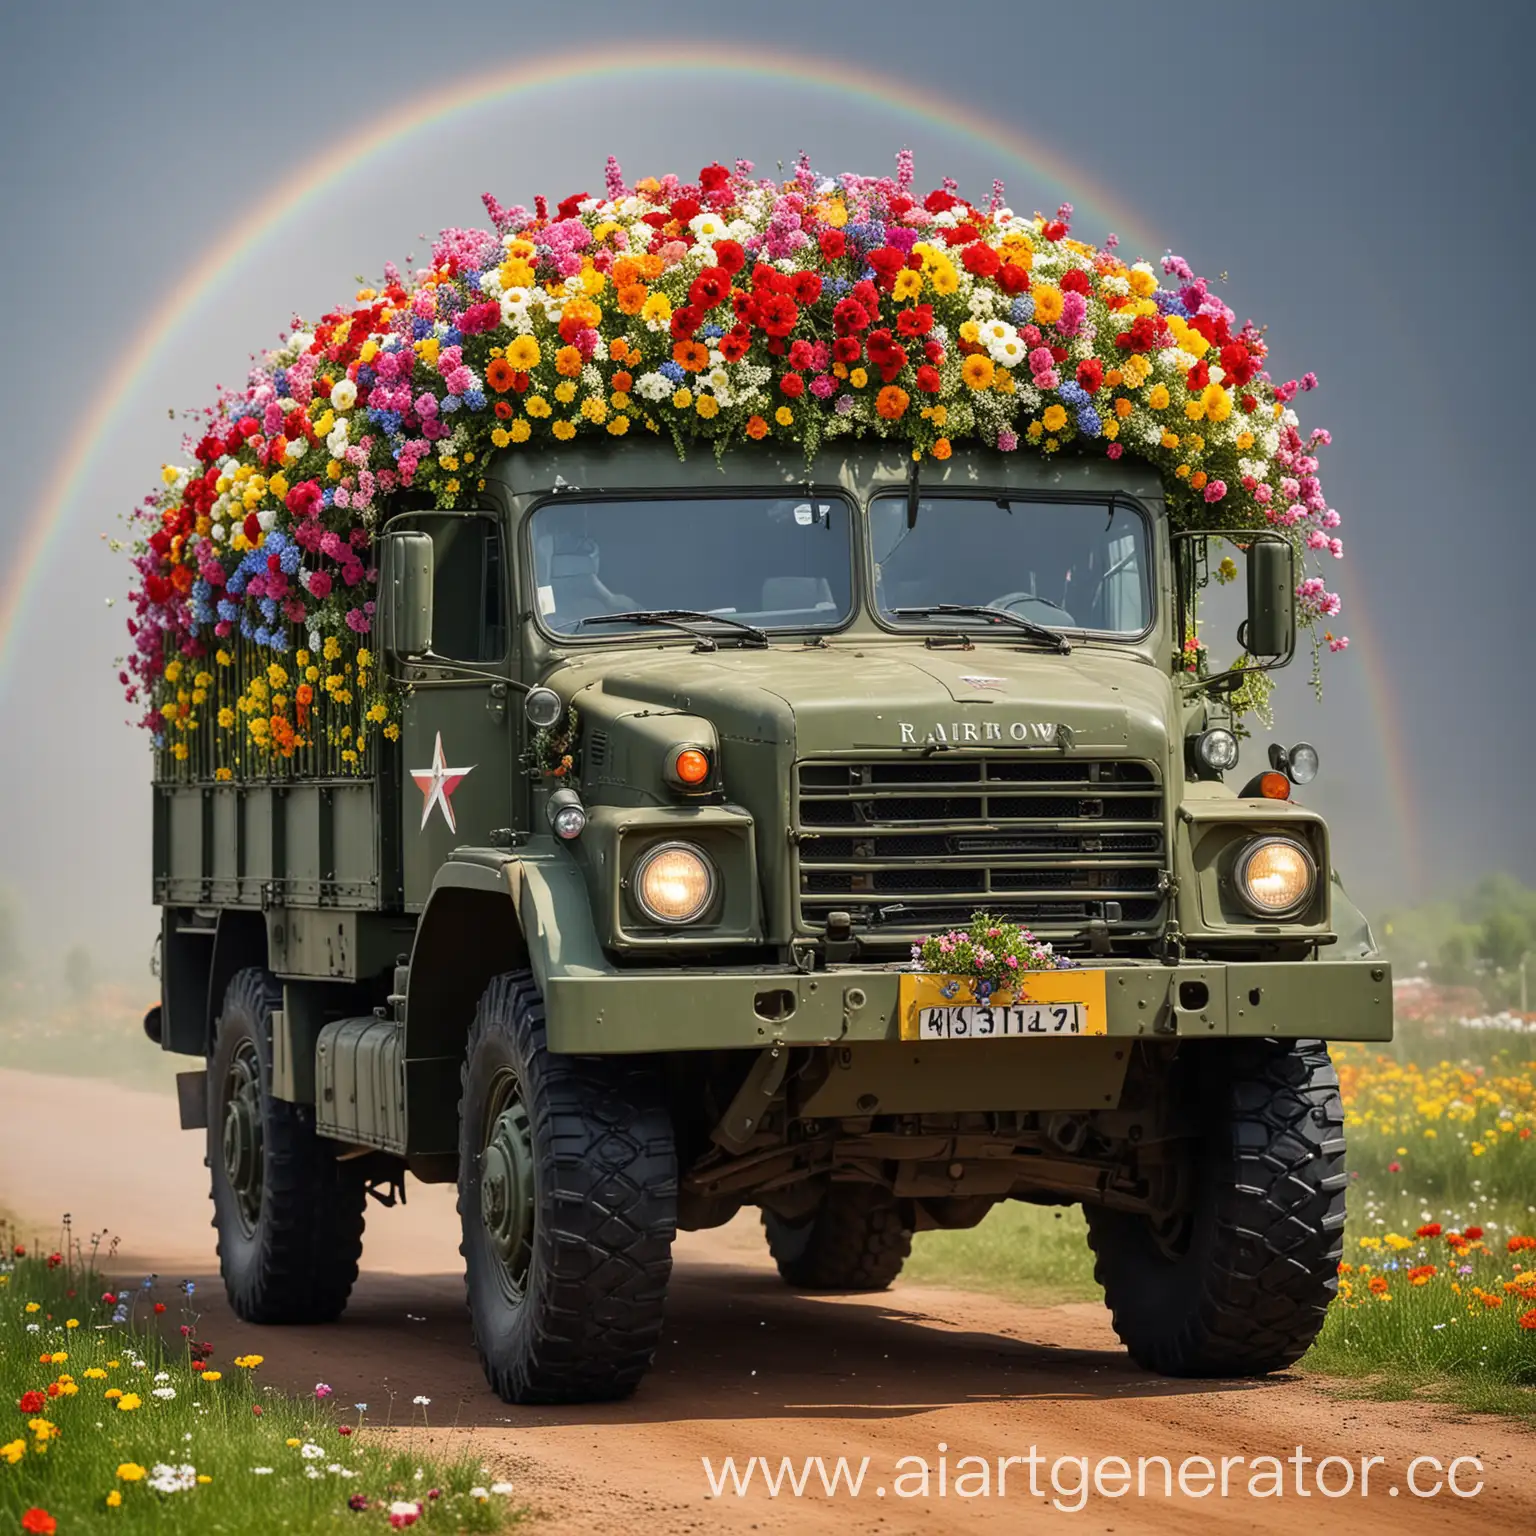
[1, 42, 1420, 888]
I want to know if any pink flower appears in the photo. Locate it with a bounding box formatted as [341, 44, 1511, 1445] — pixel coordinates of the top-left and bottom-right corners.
[1106, 442, 1124, 459]
[1203, 479, 1227, 503]
[315, 1383, 333, 1399]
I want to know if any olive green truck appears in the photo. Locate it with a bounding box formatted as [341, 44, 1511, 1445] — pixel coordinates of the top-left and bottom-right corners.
[145, 440, 1389, 1403]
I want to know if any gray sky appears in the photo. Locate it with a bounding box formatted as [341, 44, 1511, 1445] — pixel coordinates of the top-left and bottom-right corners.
[0, 0, 1530, 974]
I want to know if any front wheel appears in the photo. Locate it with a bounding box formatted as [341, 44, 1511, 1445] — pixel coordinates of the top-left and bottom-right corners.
[1086, 1038, 1347, 1377]
[458, 971, 677, 1404]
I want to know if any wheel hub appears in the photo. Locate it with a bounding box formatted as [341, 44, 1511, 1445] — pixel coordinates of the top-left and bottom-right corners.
[221, 1041, 264, 1234]
[480, 1101, 534, 1295]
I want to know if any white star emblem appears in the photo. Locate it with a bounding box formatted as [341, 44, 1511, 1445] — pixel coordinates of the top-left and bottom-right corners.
[411, 731, 475, 833]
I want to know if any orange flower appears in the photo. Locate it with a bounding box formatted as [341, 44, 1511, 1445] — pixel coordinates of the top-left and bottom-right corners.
[1520, 1309, 1536, 1330]
[617, 283, 649, 315]
[608, 337, 632, 363]
[876, 385, 909, 420]
[486, 358, 516, 393]
[745, 415, 769, 440]
[672, 340, 709, 373]
[21, 1511, 57, 1536]
[1407, 1265, 1437, 1286]
[555, 346, 584, 377]
[611, 370, 633, 394]
[611, 257, 642, 288]
[932, 437, 952, 460]
[1368, 1275, 1389, 1296]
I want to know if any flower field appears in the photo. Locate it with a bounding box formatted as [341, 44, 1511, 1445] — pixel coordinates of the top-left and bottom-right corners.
[0, 1230, 520, 1533]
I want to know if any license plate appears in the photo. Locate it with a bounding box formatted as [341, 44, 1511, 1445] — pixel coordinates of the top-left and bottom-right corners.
[899, 970, 1108, 1041]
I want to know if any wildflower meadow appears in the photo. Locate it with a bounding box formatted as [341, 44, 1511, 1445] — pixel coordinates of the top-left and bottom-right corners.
[0, 1226, 521, 1534]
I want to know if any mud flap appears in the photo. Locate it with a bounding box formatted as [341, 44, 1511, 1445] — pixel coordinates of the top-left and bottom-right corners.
[177, 1069, 208, 1130]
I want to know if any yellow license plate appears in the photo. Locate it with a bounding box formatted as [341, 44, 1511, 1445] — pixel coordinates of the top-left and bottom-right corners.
[898, 970, 1108, 1041]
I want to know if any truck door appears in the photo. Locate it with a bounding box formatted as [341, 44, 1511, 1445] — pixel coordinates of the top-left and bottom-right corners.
[395, 511, 515, 909]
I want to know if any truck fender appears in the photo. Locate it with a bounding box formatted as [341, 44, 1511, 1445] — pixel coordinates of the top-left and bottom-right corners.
[400, 838, 606, 1156]
[1324, 869, 1380, 960]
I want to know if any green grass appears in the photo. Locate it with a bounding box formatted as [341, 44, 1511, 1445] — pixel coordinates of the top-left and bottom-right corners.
[0, 1234, 524, 1533]
[906, 1203, 1100, 1303]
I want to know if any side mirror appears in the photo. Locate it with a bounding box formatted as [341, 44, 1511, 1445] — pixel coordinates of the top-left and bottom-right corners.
[1242, 539, 1294, 659]
[380, 530, 434, 658]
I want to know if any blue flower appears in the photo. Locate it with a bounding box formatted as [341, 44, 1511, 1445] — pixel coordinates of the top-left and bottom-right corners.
[442, 327, 462, 347]
[1075, 406, 1102, 437]
[367, 408, 402, 435]
[1010, 295, 1035, 325]
[463, 389, 487, 412]
[272, 369, 288, 397]
[279, 546, 302, 576]
[411, 316, 432, 340]
[356, 365, 374, 387]
[440, 395, 461, 414]
[1154, 291, 1189, 318]
[268, 630, 289, 653]
[258, 597, 278, 622]
[658, 360, 685, 384]
[1058, 382, 1089, 409]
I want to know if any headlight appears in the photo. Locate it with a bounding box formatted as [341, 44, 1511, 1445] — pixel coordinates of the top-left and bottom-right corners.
[1287, 741, 1319, 785]
[1192, 728, 1239, 774]
[632, 841, 717, 925]
[1234, 837, 1316, 918]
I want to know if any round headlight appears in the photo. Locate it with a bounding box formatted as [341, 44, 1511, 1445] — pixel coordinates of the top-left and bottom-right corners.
[632, 841, 717, 925]
[1235, 837, 1316, 917]
[1288, 741, 1320, 785]
[524, 686, 564, 729]
[1193, 728, 1240, 773]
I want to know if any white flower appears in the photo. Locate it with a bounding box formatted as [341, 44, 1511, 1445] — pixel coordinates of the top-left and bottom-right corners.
[580, 364, 603, 391]
[634, 371, 672, 403]
[689, 211, 728, 243]
[412, 1395, 431, 1406]
[305, 1466, 323, 1480]
[490, 1481, 514, 1495]
[256, 508, 277, 533]
[326, 421, 349, 459]
[300, 1442, 325, 1459]
[252, 1468, 274, 1475]
[283, 438, 305, 462]
[152, 1386, 176, 1400]
[330, 379, 357, 411]
[498, 289, 534, 332]
[148, 1463, 197, 1494]
[478, 270, 503, 297]
[390, 1501, 422, 1518]
[470, 1487, 489, 1502]
[25, 1323, 38, 1333]
[154, 1372, 169, 1383]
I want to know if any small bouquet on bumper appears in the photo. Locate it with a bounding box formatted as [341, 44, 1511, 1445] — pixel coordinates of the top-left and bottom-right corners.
[911, 911, 1075, 1001]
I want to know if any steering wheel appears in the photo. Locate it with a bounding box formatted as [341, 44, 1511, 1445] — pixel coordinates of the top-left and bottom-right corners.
[988, 590, 1076, 626]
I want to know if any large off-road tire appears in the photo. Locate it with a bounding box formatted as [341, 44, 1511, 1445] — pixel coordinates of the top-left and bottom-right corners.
[458, 971, 677, 1404]
[208, 967, 367, 1323]
[1085, 1037, 1346, 1377]
[763, 1184, 913, 1291]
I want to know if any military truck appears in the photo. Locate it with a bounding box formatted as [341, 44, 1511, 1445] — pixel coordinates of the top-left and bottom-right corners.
[145, 437, 1389, 1403]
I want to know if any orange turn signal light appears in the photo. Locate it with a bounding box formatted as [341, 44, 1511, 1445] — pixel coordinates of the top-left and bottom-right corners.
[1257, 771, 1291, 800]
[674, 748, 711, 786]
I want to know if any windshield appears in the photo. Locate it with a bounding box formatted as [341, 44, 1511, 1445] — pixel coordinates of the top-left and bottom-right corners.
[530, 494, 855, 635]
[871, 494, 1153, 637]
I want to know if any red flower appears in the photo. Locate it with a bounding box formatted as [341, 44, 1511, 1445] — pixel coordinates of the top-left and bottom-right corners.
[915, 365, 941, 394]
[788, 339, 815, 371]
[1219, 341, 1259, 385]
[998, 263, 1031, 294]
[1464, 1226, 1484, 1241]
[923, 189, 958, 214]
[1049, 345, 1068, 364]
[1416, 1223, 1442, 1239]
[18, 1391, 46, 1413]
[750, 261, 783, 292]
[1507, 1235, 1536, 1253]
[688, 267, 730, 309]
[791, 271, 822, 306]
[698, 163, 730, 192]
[819, 229, 846, 261]
[1521, 1309, 1536, 1332]
[1059, 268, 1092, 296]
[924, 339, 945, 364]
[1043, 220, 1068, 241]
[779, 372, 805, 399]
[896, 304, 934, 338]
[868, 246, 909, 287]
[252, 1404, 263, 1416]
[101, 1292, 116, 1305]
[669, 196, 702, 225]
[338, 1423, 354, 1436]
[1076, 359, 1104, 394]
[1387, 1161, 1401, 1173]
[21, 1511, 56, 1536]
[718, 329, 751, 363]
[960, 243, 1000, 278]
[1240, 393, 1259, 413]
[669, 305, 703, 340]
[944, 223, 979, 247]
[832, 335, 862, 364]
[191, 1359, 206, 1371]
[555, 191, 588, 221]
[1184, 359, 1210, 393]
[832, 298, 871, 335]
[45, 1253, 62, 1270]
[755, 293, 799, 338]
[1115, 315, 1160, 353]
[713, 238, 745, 275]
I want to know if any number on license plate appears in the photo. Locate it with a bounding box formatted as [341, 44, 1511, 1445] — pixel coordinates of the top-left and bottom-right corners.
[917, 1003, 1087, 1039]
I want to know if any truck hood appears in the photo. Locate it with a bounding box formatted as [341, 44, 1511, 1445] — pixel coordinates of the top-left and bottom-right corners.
[559, 642, 1174, 763]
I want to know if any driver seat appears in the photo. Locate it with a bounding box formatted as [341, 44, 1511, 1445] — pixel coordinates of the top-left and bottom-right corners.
[547, 536, 635, 626]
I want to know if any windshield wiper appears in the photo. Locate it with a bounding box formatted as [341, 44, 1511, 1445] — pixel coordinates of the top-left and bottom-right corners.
[574, 609, 771, 649]
[891, 604, 1072, 654]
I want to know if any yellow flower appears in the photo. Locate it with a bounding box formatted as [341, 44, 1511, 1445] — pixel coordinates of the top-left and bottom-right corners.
[526, 394, 552, 418]
[200, 1370, 222, 1382]
[491, 426, 511, 448]
[695, 394, 720, 420]
[892, 269, 924, 301]
[775, 407, 794, 427]
[106, 1491, 122, 1508]
[197, 1475, 212, 1485]
[49, 1353, 65, 1365]
[83, 1368, 107, 1380]
[234, 1354, 265, 1370]
[1, 1439, 24, 1465]
[1120, 354, 1152, 388]
[1160, 431, 1180, 450]
[670, 387, 693, 410]
[1031, 284, 1064, 326]
[322, 636, 342, 661]
[849, 367, 868, 390]
[553, 379, 577, 404]
[580, 396, 609, 424]
[640, 292, 673, 325]
[607, 415, 630, 436]
[384, 723, 400, 741]
[510, 419, 531, 443]
[286, 1438, 302, 1448]
[116, 1393, 141, 1412]
[928, 260, 959, 295]
[1042, 404, 1068, 434]
[117, 1463, 147, 1482]
[104, 1388, 123, 1401]
[504, 335, 541, 370]
[24, 1302, 39, 1314]
[1183, 398, 1206, 422]
[552, 419, 577, 441]
[961, 354, 995, 391]
[1201, 383, 1232, 422]
[367, 703, 387, 724]
[1147, 383, 1170, 411]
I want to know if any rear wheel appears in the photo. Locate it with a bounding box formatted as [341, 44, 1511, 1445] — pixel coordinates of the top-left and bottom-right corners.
[458, 971, 677, 1403]
[763, 1184, 912, 1291]
[1085, 1038, 1346, 1376]
[208, 967, 367, 1323]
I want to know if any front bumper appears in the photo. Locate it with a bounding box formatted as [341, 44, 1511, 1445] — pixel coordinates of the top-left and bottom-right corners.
[543, 957, 1392, 1054]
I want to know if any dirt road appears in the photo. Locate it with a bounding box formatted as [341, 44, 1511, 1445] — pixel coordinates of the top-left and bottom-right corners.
[2, 1065, 1530, 1533]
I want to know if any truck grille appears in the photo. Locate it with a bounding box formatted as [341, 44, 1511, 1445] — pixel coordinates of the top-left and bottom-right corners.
[794, 757, 1166, 942]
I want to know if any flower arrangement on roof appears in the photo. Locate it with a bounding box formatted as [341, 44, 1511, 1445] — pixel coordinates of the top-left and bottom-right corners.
[122, 152, 1344, 776]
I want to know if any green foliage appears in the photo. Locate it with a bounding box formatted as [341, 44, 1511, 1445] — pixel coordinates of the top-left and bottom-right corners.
[912, 912, 1074, 991]
[0, 1238, 522, 1532]
[1380, 873, 1536, 1007]
[906, 1204, 1099, 1303]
